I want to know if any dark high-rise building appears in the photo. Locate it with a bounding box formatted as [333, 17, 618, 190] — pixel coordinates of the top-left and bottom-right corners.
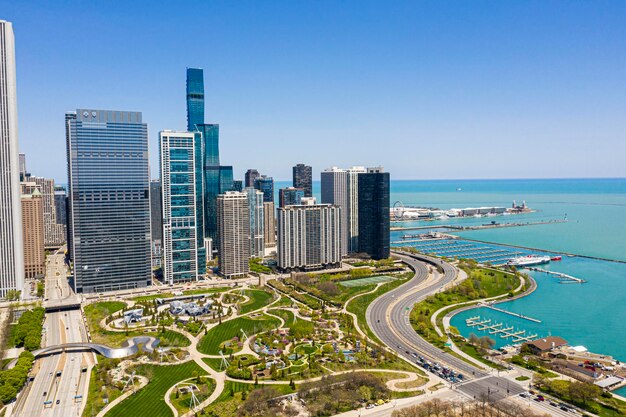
[219, 166, 234, 193]
[245, 169, 260, 188]
[279, 187, 305, 208]
[186, 68, 204, 131]
[357, 167, 390, 260]
[293, 164, 312, 197]
[254, 175, 274, 203]
[66, 109, 151, 293]
[54, 185, 67, 228]
[233, 180, 243, 192]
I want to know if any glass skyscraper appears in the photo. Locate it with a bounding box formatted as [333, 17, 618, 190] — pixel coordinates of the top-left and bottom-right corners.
[160, 131, 199, 284]
[357, 167, 390, 260]
[254, 175, 274, 203]
[186, 68, 204, 131]
[66, 109, 151, 293]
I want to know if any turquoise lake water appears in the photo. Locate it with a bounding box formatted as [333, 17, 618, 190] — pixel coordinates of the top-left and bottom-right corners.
[381, 178, 626, 394]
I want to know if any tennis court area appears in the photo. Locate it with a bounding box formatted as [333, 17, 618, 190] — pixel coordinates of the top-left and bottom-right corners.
[339, 275, 396, 287]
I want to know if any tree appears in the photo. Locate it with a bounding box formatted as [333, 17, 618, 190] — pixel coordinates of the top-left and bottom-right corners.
[568, 381, 600, 405]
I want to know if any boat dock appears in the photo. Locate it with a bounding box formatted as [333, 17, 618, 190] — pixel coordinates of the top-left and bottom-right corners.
[482, 303, 542, 323]
[465, 316, 539, 343]
[525, 267, 585, 283]
[391, 219, 567, 232]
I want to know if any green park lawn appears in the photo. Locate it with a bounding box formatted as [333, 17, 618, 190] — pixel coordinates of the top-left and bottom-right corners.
[197, 315, 281, 355]
[105, 361, 205, 417]
[239, 289, 275, 314]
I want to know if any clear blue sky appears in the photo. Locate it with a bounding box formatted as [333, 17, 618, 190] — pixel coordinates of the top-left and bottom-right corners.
[4, 1, 626, 182]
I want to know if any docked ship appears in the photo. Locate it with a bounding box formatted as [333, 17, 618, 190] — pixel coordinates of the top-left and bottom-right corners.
[507, 255, 551, 267]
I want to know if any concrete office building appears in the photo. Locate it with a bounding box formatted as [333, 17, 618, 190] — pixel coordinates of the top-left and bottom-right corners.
[0, 20, 24, 298]
[18, 153, 27, 180]
[357, 167, 390, 260]
[21, 187, 45, 278]
[263, 202, 276, 247]
[66, 109, 151, 293]
[245, 169, 260, 188]
[150, 179, 163, 268]
[160, 131, 200, 284]
[245, 187, 265, 258]
[279, 187, 305, 208]
[277, 197, 341, 272]
[217, 192, 250, 278]
[293, 163, 312, 197]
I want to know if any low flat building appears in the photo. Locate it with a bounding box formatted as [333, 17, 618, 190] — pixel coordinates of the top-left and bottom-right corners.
[523, 336, 568, 356]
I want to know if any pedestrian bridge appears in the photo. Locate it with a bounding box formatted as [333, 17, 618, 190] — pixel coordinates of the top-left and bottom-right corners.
[8, 336, 160, 368]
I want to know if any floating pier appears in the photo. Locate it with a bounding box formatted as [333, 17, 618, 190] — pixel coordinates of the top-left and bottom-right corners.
[525, 267, 585, 283]
[465, 316, 538, 342]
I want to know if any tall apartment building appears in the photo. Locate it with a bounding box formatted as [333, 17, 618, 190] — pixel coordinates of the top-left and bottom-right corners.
[0, 20, 25, 298]
[24, 176, 66, 248]
[21, 187, 45, 278]
[217, 192, 250, 278]
[66, 109, 151, 293]
[263, 202, 276, 247]
[277, 197, 341, 272]
[293, 163, 312, 197]
[160, 131, 200, 284]
[279, 187, 304, 208]
[245, 169, 260, 188]
[254, 175, 274, 203]
[358, 167, 390, 260]
[245, 187, 265, 258]
[321, 166, 366, 254]
[150, 179, 163, 268]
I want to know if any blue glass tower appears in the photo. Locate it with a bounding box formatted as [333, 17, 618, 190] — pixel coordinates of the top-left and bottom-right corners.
[186, 68, 204, 131]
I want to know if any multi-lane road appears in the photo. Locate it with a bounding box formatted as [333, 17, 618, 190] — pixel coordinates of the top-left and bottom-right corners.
[367, 251, 579, 416]
[13, 251, 92, 417]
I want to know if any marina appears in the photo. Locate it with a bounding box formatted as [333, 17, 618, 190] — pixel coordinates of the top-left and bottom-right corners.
[523, 267, 585, 284]
[481, 303, 542, 323]
[465, 316, 539, 343]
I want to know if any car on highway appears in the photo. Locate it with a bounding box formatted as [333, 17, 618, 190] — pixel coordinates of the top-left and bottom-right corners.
[534, 395, 545, 402]
[56, 399, 60, 405]
[365, 404, 374, 409]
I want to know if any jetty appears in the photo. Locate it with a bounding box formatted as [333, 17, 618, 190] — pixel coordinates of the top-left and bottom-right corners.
[524, 267, 585, 284]
[482, 304, 542, 323]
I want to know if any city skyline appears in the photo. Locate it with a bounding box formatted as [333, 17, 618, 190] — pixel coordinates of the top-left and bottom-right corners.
[3, 2, 626, 182]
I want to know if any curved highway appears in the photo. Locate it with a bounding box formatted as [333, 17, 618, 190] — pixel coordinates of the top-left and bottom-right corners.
[367, 251, 525, 402]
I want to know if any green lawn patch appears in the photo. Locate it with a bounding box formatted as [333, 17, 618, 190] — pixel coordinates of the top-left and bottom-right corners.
[267, 309, 295, 326]
[106, 361, 205, 417]
[158, 330, 191, 347]
[239, 289, 275, 314]
[339, 275, 397, 287]
[197, 315, 281, 355]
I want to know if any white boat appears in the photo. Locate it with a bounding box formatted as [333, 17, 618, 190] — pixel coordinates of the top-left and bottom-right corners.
[507, 255, 551, 267]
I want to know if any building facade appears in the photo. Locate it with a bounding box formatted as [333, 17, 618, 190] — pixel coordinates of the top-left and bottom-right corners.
[244, 169, 260, 188]
[233, 180, 243, 192]
[279, 187, 305, 208]
[24, 176, 66, 248]
[21, 187, 45, 278]
[217, 192, 250, 278]
[245, 187, 265, 258]
[0, 20, 24, 298]
[150, 179, 163, 268]
[160, 131, 200, 284]
[263, 202, 276, 247]
[254, 175, 274, 203]
[277, 198, 341, 272]
[293, 163, 312, 197]
[66, 109, 151, 293]
[54, 185, 67, 228]
[357, 167, 390, 260]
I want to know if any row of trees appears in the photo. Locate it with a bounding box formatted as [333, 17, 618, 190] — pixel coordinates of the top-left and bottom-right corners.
[392, 398, 552, 417]
[0, 351, 35, 405]
[12, 307, 45, 351]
